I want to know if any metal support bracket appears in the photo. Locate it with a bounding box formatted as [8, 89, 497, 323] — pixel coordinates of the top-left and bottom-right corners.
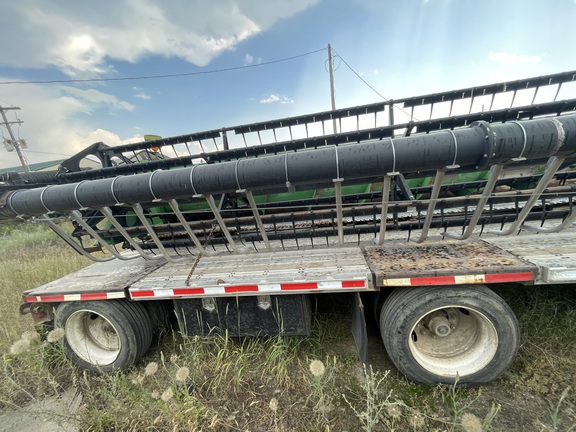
[333, 178, 344, 247]
[488, 157, 565, 236]
[443, 164, 505, 240]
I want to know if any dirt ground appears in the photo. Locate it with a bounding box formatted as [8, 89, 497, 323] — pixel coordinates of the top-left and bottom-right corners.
[0, 387, 81, 432]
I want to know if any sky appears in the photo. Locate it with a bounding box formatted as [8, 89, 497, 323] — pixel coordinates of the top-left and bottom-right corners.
[1, 0, 576, 170]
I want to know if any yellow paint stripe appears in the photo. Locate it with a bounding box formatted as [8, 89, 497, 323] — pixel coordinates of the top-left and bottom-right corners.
[381, 278, 412, 286]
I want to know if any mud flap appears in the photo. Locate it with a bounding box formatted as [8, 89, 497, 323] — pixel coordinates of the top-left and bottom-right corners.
[352, 292, 368, 364]
[174, 294, 312, 337]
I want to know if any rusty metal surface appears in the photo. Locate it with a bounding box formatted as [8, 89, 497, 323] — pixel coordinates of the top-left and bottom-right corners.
[363, 238, 537, 286]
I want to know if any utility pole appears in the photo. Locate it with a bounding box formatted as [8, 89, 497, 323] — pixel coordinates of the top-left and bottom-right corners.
[327, 43, 337, 134]
[0, 105, 29, 172]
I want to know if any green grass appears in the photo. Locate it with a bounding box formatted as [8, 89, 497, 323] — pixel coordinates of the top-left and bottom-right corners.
[1, 223, 576, 431]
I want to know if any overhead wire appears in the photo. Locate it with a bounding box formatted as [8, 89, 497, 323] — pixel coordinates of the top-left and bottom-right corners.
[330, 47, 389, 102]
[0, 48, 327, 85]
[20, 149, 74, 157]
[0, 47, 328, 167]
[330, 46, 418, 121]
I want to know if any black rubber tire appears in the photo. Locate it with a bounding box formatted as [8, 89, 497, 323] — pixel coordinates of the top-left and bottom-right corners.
[379, 285, 520, 386]
[55, 300, 153, 373]
[144, 301, 175, 340]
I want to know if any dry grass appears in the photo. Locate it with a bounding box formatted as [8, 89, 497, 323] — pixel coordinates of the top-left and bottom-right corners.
[1, 223, 575, 431]
[0, 222, 89, 352]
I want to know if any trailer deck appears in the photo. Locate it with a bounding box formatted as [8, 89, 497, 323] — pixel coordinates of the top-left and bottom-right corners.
[485, 231, 576, 284]
[128, 246, 372, 299]
[23, 230, 576, 304]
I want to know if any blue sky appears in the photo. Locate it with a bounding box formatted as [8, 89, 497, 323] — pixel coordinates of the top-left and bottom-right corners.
[1, 0, 576, 170]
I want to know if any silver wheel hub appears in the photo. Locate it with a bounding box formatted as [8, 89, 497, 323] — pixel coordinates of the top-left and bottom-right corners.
[409, 306, 498, 378]
[65, 310, 121, 366]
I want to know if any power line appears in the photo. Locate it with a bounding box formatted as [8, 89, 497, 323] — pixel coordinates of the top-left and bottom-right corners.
[331, 47, 417, 120]
[330, 47, 390, 101]
[23, 149, 73, 157]
[0, 48, 327, 85]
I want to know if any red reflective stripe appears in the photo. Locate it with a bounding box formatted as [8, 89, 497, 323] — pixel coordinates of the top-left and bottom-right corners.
[225, 285, 259, 293]
[411, 276, 456, 286]
[342, 280, 366, 288]
[281, 282, 318, 291]
[172, 288, 205, 296]
[485, 272, 533, 283]
[26, 296, 38, 303]
[131, 290, 155, 298]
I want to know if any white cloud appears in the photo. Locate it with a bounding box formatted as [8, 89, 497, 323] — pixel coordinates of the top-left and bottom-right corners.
[131, 87, 151, 99]
[0, 1, 319, 169]
[488, 51, 542, 65]
[0, 0, 319, 77]
[52, 34, 112, 78]
[259, 94, 294, 104]
[244, 53, 262, 65]
[356, 69, 378, 77]
[80, 129, 134, 146]
[134, 93, 151, 100]
[59, 87, 135, 112]
[0, 79, 140, 170]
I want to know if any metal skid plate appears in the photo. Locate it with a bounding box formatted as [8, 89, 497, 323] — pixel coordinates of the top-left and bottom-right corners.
[128, 246, 373, 300]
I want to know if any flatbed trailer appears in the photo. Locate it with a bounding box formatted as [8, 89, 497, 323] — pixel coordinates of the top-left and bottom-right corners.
[4, 70, 576, 386]
[17, 229, 576, 385]
[27, 231, 576, 305]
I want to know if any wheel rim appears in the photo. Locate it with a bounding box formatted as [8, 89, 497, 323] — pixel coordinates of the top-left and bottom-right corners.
[65, 310, 121, 366]
[409, 306, 498, 378]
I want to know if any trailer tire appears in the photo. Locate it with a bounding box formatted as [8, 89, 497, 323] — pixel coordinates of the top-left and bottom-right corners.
[379, 285, 520, 386]
[144, 301, 175, 340]
[56, 300, 153, 372]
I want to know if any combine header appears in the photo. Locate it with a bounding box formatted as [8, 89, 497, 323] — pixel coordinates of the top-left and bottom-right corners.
[2, 70, 576, 386]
